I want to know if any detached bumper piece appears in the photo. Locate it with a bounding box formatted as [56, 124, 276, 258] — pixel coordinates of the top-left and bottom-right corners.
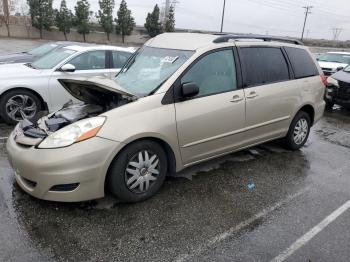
[327, 82, 350, 107]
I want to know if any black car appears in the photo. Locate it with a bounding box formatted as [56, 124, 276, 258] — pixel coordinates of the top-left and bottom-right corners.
[325, 65, 350, 110]
[0, 41, 83, 64]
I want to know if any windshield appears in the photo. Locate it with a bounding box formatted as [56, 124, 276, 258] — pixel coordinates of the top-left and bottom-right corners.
[344, 65, 350, 72]
[318, 53, 350, 64]
[115, 46, 194, 96]
[28, 43, 59, 56]
[31, 48, 76, 69]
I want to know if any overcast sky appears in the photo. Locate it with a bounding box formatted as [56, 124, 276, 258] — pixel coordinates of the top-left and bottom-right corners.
[53, 0, 350, 40]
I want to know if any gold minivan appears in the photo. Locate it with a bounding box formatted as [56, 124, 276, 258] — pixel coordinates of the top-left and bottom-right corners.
[7, 33, 326, 202]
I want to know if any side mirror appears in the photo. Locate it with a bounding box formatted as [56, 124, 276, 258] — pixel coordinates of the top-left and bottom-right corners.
[336, 66, 344, 72]
[316, 58, 319, 61]
[60, 64, 76, 72]
[181, 82, 199, 98]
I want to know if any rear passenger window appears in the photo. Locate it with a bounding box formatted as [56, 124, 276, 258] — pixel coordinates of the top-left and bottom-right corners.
[112, 51, 132, 68]
[284, 47, 319, 79]
[240, 47, 290, 87]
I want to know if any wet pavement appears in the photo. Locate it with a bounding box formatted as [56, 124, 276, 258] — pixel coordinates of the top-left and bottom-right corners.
[1, 108, 350, 262]
[1, 39, 350, 262]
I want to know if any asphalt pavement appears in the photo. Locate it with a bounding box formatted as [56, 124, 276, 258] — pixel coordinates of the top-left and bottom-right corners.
[1, 38, 350, 262]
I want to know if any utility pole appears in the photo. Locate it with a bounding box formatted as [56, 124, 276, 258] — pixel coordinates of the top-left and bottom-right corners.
[220, 0, 226, 33]
[301, 6, 313, 41]
[331, 28, 343, 41]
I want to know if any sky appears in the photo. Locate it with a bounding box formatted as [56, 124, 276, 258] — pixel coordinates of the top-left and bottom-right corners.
[51, 0, 350, 40]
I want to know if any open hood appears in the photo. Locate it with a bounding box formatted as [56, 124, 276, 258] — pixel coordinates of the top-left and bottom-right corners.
[58, 76, 137, 106]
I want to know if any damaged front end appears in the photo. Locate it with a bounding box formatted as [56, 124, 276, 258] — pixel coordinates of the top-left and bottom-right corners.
[13, 77, 137, 147]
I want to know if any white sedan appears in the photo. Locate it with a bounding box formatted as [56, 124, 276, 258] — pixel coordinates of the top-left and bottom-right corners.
[0, 44, 135, 124]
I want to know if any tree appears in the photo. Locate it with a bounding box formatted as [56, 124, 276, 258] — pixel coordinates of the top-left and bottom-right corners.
[115, 0, 135, 44]
[74, 0, 90, 42]
[0, 0, 16, 37]
[27, 0, 53, 39]
[55, 0, 73, 40]
[164, 5, 175, 32]
[144, 4, 162, 37]
[20, 1, 32, 38]
[97, 0, 114, 41]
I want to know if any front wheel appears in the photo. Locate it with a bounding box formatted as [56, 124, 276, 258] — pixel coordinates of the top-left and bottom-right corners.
[107, 140, 168, 203]
[283, 111, 311, 150]
[0, 90, 42, 125]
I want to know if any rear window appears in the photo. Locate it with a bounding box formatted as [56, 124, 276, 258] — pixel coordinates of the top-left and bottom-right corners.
[240, 47, 290, 87]
[285, 47, 319, 79]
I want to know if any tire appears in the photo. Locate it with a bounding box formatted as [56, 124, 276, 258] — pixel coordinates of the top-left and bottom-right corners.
[283, 111, 311, 151]
[107, 140, 168, 203]
[0, 89, 42, 125]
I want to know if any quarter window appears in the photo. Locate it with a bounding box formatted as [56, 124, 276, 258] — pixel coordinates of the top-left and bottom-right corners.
[284, 47, 319, 79]
[181, 49, 237, 97]
[68, 51, 106, 70]
[240, 47, 290, 87]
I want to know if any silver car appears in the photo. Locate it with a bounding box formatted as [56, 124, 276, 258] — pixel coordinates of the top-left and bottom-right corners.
[7, 33, 326, 203]
[0, 44, 135, 124]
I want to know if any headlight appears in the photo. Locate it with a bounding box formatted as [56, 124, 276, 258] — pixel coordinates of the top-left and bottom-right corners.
[38, 117, 106, 149]
[327, 77, 339, 87]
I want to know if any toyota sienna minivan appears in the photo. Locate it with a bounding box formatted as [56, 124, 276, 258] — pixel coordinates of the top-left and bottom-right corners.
[7, 33, 326, 203]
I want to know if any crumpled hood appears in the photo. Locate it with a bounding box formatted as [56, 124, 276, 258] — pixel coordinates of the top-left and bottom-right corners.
[58, 76, 137, 105]
[0, 52, 34, 64]
[318, 61, 348, 70]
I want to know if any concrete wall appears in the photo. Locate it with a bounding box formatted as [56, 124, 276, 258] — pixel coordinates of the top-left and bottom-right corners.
[0, 22, 149, 46]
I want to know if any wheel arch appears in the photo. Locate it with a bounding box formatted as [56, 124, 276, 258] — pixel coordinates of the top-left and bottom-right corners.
[0, 87, 48, 111]
[296, 104, 315, 126]
[104, 136, 179, 190]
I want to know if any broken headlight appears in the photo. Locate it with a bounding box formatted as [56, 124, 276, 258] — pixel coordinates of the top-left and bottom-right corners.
[38, 117, 106, 149]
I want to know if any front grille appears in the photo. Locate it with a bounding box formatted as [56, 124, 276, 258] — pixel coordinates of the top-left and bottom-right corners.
[49, 183, 80, 192]
[21, 177, 37, 188]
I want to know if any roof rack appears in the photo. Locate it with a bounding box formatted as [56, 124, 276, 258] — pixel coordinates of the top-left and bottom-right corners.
[213, 34, 304, 45]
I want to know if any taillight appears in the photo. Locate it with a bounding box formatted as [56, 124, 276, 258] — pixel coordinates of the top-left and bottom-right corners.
[320, 74, 327, 87]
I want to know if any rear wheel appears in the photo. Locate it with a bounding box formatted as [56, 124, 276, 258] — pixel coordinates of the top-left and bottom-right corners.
[0, 89, 42, 125]
[283, 111, 311, 150]
[107, 140, 168, 202]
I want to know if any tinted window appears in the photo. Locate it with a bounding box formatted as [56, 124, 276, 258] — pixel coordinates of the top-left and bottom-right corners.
[112, 51, 132, 68]
[240, 47, 290, 87]
[181, 49, 237, 97]
[285, 47, 319, 78]
[68, 51, 106, 70]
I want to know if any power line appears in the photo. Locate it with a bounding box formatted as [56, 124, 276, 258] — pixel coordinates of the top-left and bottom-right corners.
[301, 6, 313, 41]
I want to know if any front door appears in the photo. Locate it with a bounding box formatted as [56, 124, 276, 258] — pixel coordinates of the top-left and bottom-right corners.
[175, 48, 246, 165]
[48, 50, 110, 111]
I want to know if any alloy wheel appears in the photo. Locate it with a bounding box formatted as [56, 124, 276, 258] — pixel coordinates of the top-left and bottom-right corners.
[293, 118, 308, 145]
[5, 95, 37, 121]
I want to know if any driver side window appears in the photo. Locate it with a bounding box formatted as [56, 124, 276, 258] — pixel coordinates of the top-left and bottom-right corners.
[181, 49, 237, 98]
[68, 50, 107, 70]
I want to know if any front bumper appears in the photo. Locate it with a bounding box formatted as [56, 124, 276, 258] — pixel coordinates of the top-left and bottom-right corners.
[326, 86, 350, 107]
[6, 134, 123, 202]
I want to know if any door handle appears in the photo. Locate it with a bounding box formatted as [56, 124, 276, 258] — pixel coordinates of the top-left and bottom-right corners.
[230, 95, 244, 103]
[246, 91, 258, 99]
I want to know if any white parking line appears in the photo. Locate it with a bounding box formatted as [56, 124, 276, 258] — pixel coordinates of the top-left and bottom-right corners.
[271, 200, 350, 262]
[174, 188, 309, 262]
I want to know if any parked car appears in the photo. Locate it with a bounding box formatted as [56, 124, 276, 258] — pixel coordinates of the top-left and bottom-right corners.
[0, 44, 135, 124]
[0, 41, 85, 65]
[317, 51, 350, 76]
[325, 65, 350, 110]
[7, 33, 325, 203]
